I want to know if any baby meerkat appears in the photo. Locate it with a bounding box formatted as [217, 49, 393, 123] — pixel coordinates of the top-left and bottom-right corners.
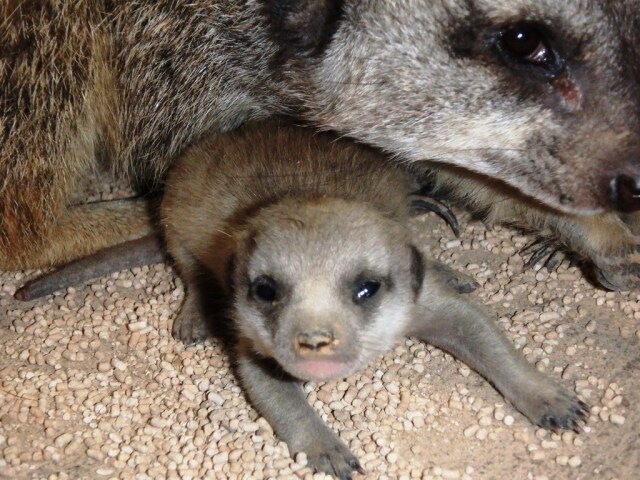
[18, 121, 588, 479]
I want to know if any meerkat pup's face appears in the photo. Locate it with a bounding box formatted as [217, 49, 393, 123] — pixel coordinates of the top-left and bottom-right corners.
[232, 198, 423, 382]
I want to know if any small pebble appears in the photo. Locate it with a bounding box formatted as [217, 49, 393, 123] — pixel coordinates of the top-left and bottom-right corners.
[54, 433, 73, 449]
[610, 414, 626, 425]
[568, 456, 582, 468]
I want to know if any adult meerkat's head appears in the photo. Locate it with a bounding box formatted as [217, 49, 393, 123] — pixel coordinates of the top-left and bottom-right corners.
[266, 0, 640, 215]
[231, 197, 424, 382]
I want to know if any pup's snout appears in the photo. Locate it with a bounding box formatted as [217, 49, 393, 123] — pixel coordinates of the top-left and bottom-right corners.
[612, 172, 640, 212]
[295, 330, 336, 355]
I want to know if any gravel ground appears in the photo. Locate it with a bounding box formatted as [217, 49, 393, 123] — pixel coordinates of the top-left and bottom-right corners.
[1, 199, 639, 480]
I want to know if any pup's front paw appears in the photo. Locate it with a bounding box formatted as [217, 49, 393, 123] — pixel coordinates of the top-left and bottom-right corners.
[515, 381, 589, 433]
[295, 433, 364, 480]
[306, 444, 363, 480]
[171, 296, 209, 344]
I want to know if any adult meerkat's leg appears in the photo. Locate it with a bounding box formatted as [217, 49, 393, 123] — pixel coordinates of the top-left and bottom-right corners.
[421, 167, 640, 290]
[0, 199, 153, 270]
[0, 2, 148, 271]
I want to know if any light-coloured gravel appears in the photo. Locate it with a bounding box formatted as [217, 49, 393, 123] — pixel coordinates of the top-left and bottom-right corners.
[1, 199, 638, 479]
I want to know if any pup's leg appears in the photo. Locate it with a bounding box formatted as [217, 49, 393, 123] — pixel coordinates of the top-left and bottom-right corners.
[167, 244, 215, 344]
[236, 342, 363, 480]
[0, 199, 153, 270]
[426, 260, 479, 294]
[409, 278, 588, 431]
[171, 284, 211, 345]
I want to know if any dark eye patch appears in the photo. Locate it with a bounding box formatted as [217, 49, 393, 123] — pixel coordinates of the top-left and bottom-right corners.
[250, 275, 279, 303]
[353, 279, 381, 303]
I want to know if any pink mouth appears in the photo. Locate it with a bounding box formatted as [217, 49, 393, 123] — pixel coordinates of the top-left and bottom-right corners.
[291, 360, 353, 382]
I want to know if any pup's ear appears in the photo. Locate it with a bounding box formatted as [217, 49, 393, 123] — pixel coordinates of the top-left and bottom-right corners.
[229, 227, 260, 292]
[263, 0, 345, 56]
[409, 245, 425, 298]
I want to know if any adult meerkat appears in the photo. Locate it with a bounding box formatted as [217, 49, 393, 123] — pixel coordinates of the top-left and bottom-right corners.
[2, 1, 640, 290]
[18, 122, 588, 479]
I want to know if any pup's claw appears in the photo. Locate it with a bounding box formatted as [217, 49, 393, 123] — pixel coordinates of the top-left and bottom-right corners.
[518, 382, 589, 434]
[307, 444, 363, 480]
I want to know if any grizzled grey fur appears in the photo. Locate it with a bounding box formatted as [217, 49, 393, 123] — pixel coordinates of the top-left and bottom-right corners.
[2, 1, 640, 290]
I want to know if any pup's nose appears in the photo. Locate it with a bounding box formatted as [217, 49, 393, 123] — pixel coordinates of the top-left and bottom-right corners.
[612, 173, 640, 212]
[295, 330, 335, 353]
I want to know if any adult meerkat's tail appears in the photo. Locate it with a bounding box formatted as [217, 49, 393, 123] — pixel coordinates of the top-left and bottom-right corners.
[14, 230, 163, 301]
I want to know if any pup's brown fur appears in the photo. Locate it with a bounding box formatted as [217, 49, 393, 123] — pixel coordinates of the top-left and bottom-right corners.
[2, 1, 640, 289]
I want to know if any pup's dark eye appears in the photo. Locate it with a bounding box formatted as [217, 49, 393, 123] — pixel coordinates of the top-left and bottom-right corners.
[500, 22, 550, 64]
[353, 280, 381, 304]
[250, 276, 278, 303]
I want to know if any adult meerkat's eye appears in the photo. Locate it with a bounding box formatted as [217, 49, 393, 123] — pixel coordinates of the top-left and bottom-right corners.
[353, 279, 381, 304]
[250, 275, 279, 303]
[500, 22, 551, 64]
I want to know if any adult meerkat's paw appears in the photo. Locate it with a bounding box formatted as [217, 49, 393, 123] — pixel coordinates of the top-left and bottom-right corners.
[591, 255, 640, 292]
[520, 237, 569, 272]
[410, 187, 460, 237]
[513, 380, 589, 433]
[521, 211, 640, 291]
[576, 211, 640, 291]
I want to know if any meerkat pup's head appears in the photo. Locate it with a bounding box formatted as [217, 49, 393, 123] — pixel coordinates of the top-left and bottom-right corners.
[231, 197, 424, 382]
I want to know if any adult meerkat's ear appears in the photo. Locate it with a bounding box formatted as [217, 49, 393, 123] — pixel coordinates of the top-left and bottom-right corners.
[263, 0, 345, 56]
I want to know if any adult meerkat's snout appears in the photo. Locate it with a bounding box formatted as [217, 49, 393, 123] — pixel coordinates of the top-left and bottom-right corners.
[306, 2, 640, 215]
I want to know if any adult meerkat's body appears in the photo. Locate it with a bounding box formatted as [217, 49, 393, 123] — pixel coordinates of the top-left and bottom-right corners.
[2, 1, 640, 288]
[22, 122, 588, 478]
